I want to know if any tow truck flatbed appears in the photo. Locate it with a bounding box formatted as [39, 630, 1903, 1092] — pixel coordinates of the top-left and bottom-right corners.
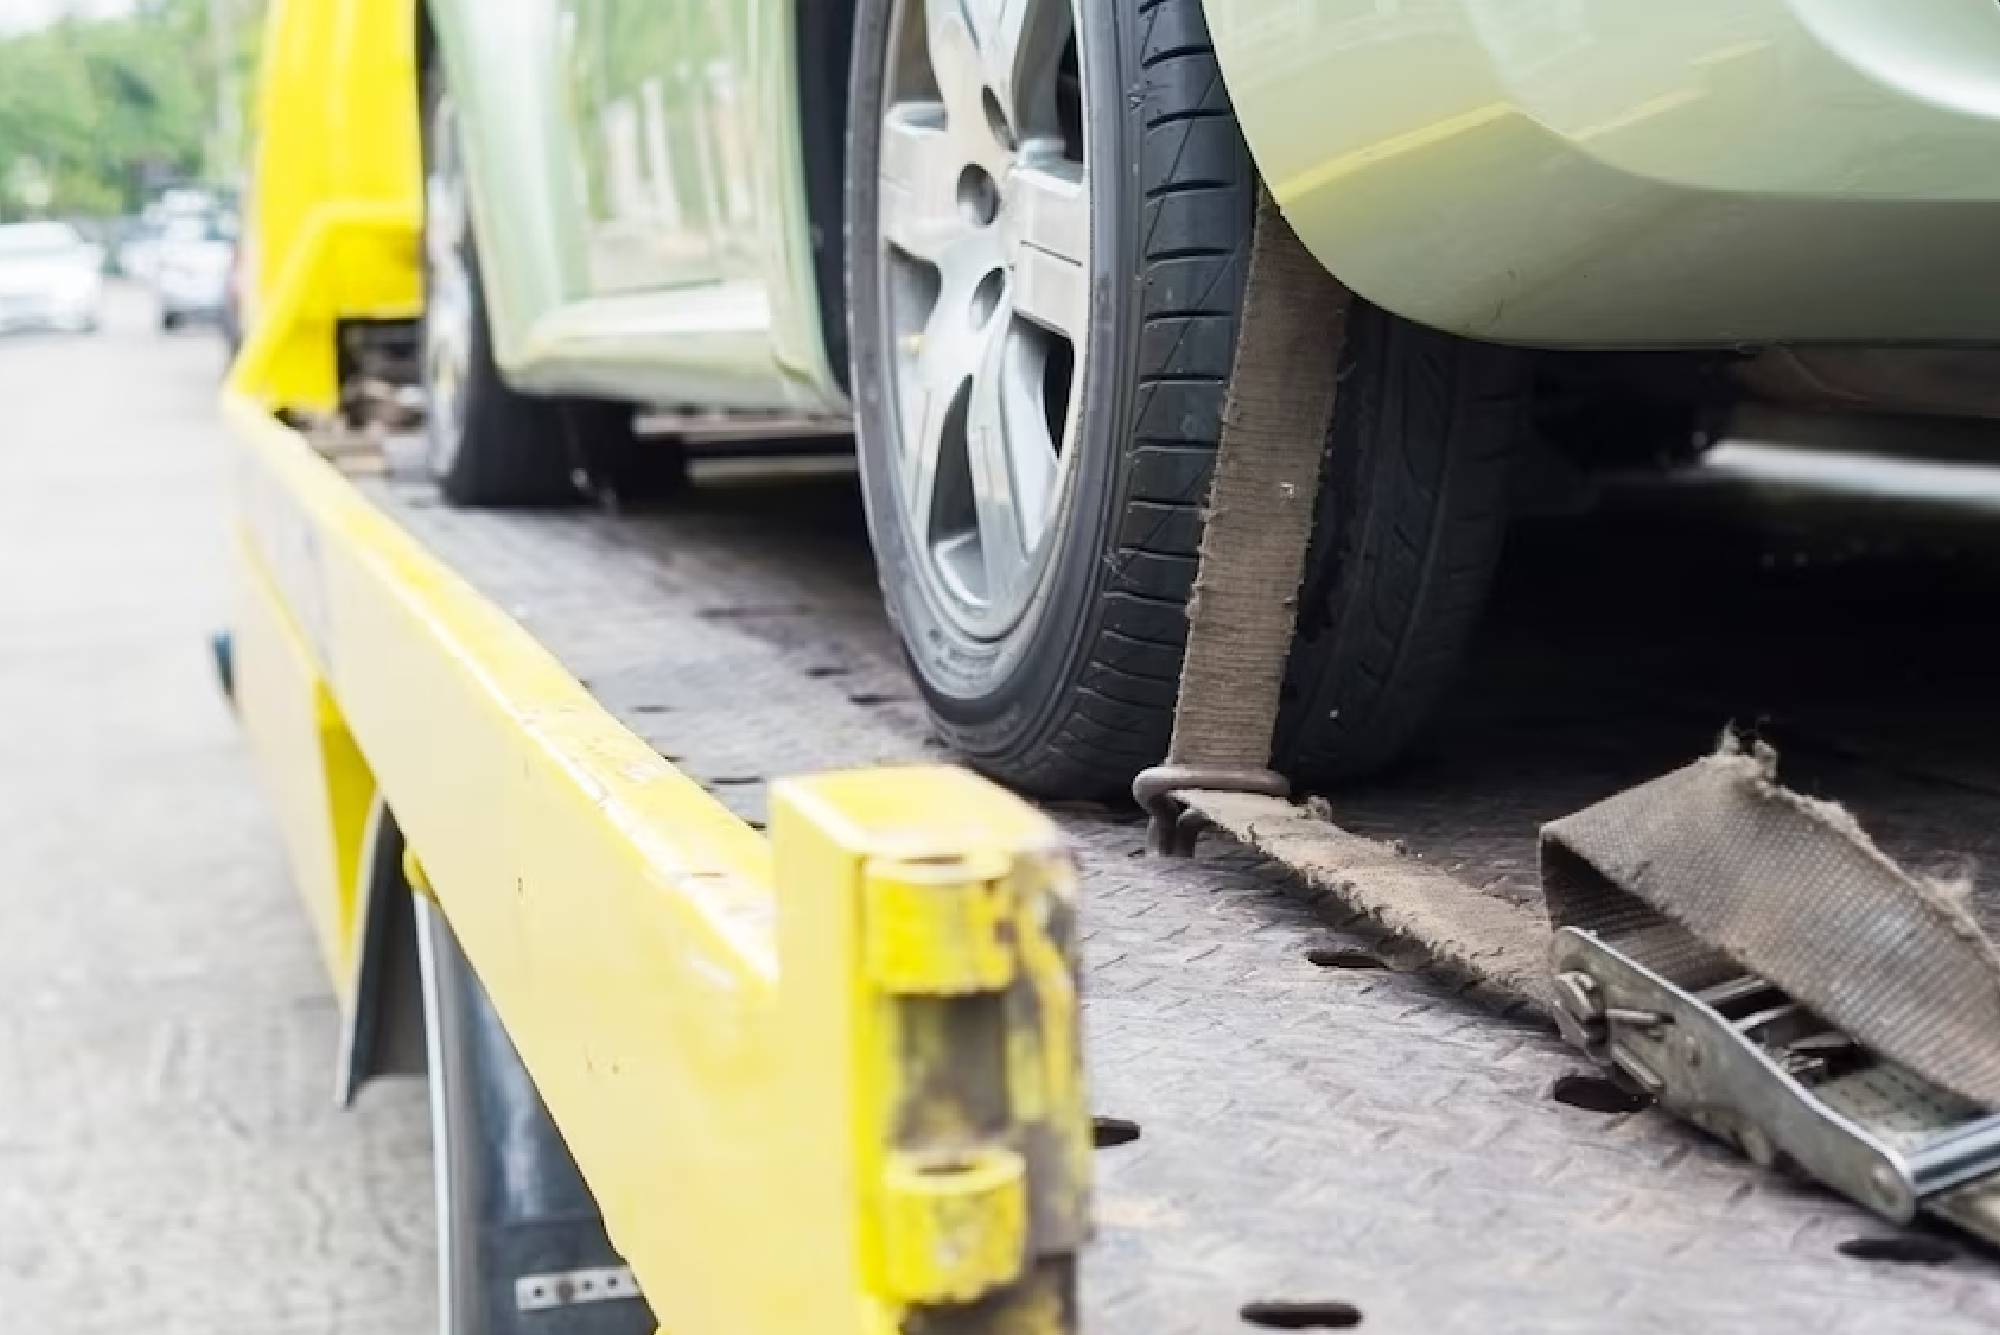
[273, 428, 2000, 1333]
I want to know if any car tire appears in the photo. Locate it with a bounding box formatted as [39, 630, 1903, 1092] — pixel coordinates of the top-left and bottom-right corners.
[420, 57, 626, 507]
[848, 0, 1253, 798]
[848, 0, 1523, 798]
[1274, 305, 1525, 784]
[414, 894, 654, 1335]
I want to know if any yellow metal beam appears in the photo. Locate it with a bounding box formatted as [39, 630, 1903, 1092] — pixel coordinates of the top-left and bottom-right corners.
[223, 394, 1087, 1333]
[231, 0, 423, 414]
[230, 531, 378, 1002]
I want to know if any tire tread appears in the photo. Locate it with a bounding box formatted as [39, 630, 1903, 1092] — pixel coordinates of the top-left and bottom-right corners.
[1001, 0, 1250, 795]
[421, 61, 586, 508]
[1273, 306, 1523, 782]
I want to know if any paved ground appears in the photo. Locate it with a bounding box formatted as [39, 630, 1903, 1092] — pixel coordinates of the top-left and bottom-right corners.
[0, 287, 434, 1334]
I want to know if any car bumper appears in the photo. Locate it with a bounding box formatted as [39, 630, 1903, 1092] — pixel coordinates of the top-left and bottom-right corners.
[1209, 0, 2000, 346]
[157, 282, 227, 319]
[0, 296, 96, 332]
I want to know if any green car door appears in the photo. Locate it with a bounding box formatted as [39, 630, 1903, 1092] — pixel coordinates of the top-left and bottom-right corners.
[566, 0, 743, 297]
[424, 0, 843, 416]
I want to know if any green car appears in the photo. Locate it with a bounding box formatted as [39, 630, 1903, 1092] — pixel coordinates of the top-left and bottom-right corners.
[417, 0, 2000, 798]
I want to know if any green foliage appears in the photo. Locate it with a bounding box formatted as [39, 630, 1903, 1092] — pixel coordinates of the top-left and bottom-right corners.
[0, 0, 264, 221]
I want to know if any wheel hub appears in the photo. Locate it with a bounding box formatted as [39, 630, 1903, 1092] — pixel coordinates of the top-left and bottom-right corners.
[876, 0, 1088, 639]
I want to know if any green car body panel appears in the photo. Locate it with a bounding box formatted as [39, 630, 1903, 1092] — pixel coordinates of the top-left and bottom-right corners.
[1204, 0, 2000, 347]
[428, 0, 2000, 417]
[425, 0, 845, 415]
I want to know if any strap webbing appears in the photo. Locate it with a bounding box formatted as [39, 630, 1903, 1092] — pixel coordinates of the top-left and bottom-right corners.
[1158, 193, 2000, 1176]
[1153, 268, 2000, 1225]
[1185, 789, 1555, 1008]
[1163, 191, 1347, 774]
[1542, 738, 2000, 1108]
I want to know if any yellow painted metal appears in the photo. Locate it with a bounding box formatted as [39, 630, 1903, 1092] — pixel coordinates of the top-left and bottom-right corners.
[880, 1147, 1029, 1303]
[775, 772, 1090, 1323]
[230, 531, 378, 1005]
[223, 392, 1087, 1333]
[864, 850, 1019, 996]
[229, 0, 422, 415]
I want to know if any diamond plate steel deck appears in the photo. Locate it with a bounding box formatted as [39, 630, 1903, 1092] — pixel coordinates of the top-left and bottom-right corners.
[357, 444, 2000, 1334]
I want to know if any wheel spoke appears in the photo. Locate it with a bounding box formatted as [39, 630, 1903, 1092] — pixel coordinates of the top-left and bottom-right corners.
[899, 368, 953, 535]
[879, 104, 966, 263]
[1007, 161, 1087, 340]
[878, 0, 1086, 633]
[921, 0, 985, 126]
[428, 296, 468, 367]
[1007, 335, 1061, 550]
[957, 0, 1072, 138]
[426, 97, 469, 271]
[964, 311, 1045, 601]
[425, 178, 463, 272]
[898, 280, 983, 532]
[424, 93, 475, 468]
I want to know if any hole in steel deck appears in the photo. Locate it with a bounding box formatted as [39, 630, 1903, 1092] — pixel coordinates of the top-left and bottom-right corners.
[1092, 1116, 1141, 1148]
[1550, 1073, 1649, 1115]
[1240, 1299, 1363, 1329]
[1838, 1235, 1956, 1265]
[1304, 946, 1388, 971]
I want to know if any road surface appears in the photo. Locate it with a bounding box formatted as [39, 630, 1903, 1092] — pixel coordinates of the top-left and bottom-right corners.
[0, 287, 434, 1334]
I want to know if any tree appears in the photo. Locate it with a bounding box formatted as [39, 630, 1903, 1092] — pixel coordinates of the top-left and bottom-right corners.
[0, 0, 263, 221]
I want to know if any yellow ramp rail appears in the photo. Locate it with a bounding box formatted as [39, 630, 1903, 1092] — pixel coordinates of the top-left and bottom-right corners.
[224, 395, 1089, 1334]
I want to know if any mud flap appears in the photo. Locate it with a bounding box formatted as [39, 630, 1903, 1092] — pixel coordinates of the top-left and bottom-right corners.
[415, 896, 654, 1335]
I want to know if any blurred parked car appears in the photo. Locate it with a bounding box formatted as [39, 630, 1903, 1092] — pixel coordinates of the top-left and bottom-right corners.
[119, 188, 226, 282]
[152, 215, 236, 331]
[220, 230, 251, 356]
[0, 222, 104, 334]
[114, 218, 163, 281]
[116, 220, 161, 281]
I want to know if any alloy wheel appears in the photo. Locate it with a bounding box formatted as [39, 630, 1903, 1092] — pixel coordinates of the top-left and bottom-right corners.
[875, 0, 1089, 638]
[423, 92, 475, 477]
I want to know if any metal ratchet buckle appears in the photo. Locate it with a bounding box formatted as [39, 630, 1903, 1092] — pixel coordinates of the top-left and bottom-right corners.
[1551, 926, 2000, 1235]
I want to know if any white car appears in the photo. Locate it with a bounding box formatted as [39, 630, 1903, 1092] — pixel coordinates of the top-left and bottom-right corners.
[152, 216, 234, 330]
[115, 224, 163, 283]
[0, 222, 103, 335]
